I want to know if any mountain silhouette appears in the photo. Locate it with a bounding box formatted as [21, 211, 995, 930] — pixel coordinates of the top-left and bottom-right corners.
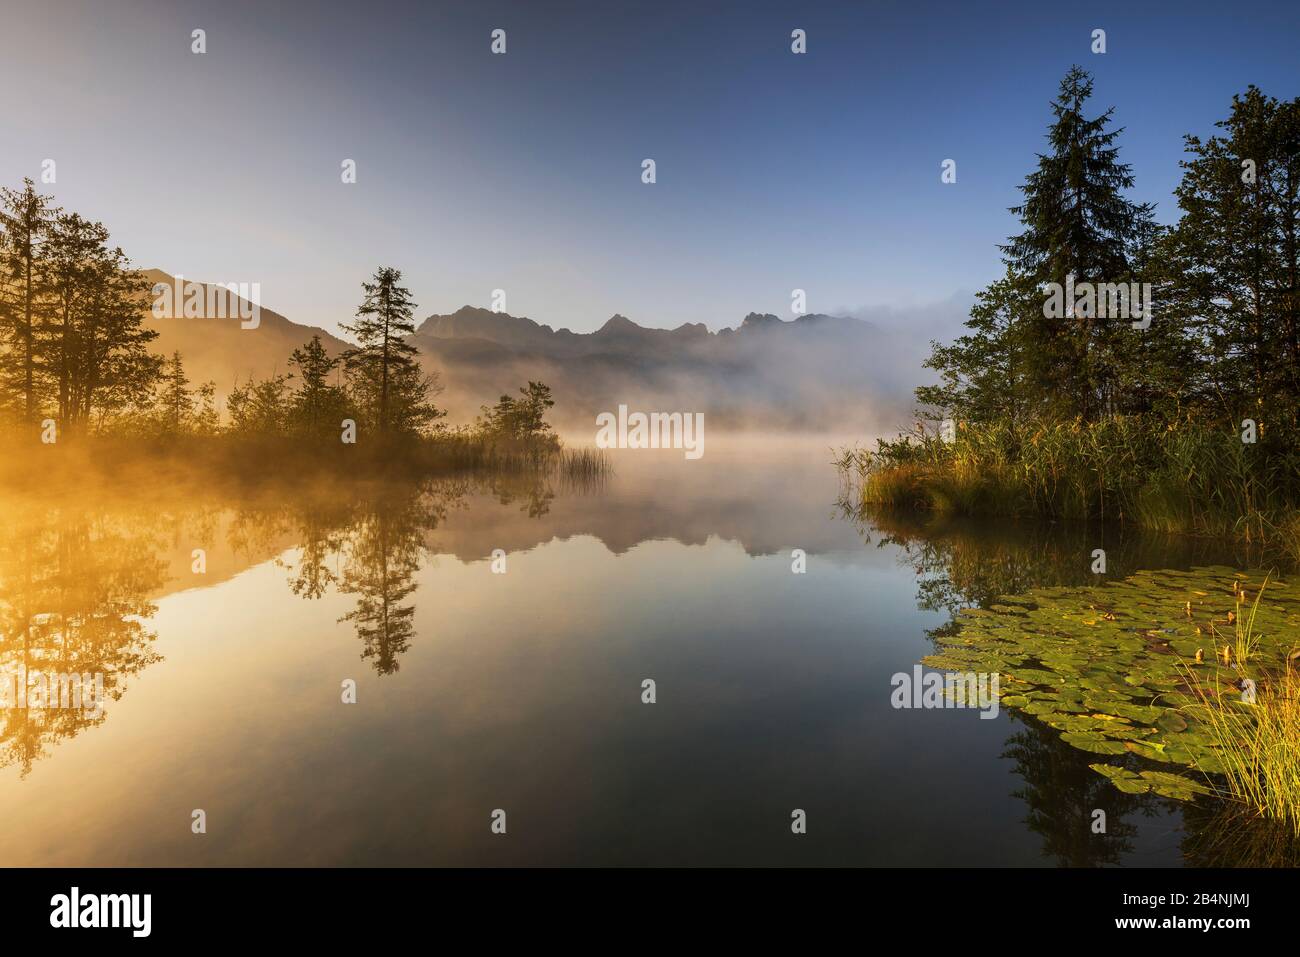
[141, 269, 350, 393]
[139, 272, 912, 430]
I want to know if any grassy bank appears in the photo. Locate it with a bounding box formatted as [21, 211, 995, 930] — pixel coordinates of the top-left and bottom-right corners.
[838, 417, 1300, 560]
[0, 430, 612, 494]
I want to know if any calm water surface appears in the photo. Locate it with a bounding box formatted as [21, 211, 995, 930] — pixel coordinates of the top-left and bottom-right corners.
[0, 439, 1264, 865]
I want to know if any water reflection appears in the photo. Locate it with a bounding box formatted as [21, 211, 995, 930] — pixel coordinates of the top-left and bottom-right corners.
[841, 498, 1300, 867]
[1002, 712, 1157, 866]
[0, 505, 165, 776]
[0, 445, 1293, 865]
[0, 469, 568, 773]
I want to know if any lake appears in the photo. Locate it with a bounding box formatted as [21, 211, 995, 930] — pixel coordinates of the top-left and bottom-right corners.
[0, 437, 1282, 866]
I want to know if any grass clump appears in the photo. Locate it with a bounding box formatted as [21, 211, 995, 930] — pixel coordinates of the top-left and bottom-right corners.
[1185, 580, 1300, 836]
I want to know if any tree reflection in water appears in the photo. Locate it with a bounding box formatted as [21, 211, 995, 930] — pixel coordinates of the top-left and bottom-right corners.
[0, 468, 577, 773]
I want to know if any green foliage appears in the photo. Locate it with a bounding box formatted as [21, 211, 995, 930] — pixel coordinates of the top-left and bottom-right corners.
[1162, 85, 1300, 425]
[888, 70, 1300, 557]
[921, 565, 1300, 810]
[920, 69, 1300, 428]
[475, 380, 560, 457]
[996, 65, 1157, 420]
[846, 417, 1300, 558]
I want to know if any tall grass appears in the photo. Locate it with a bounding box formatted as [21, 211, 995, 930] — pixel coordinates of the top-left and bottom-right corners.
[557, 447, 614, 480]
[838, 417, 1300, 560]
[1185, 585, 1300, 837]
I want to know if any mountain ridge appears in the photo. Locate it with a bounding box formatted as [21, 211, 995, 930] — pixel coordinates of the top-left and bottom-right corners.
[137, 269, 908, 431]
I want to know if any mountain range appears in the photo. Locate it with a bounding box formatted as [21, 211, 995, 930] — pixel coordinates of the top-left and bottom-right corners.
[142, 269, 916, 431]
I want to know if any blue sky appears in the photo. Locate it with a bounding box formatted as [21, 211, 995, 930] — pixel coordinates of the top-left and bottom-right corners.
[3, 0, 1297, 336]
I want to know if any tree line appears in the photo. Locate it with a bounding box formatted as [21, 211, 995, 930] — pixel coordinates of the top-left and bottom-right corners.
[918, 66, 1300, 433]
[0, 186, 558, 450]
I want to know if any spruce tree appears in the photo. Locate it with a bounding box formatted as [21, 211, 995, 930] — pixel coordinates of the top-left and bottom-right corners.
[289, 334, 347, 437]
[341, 267, 441, 437]
[158, 351, 193, 435]
[1001, 66, 1155, 419]
[1161, 86, 1300, 423]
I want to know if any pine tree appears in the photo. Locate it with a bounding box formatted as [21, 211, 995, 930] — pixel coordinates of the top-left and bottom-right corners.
[289, 334, 347, 437]
[0, 179, 59, 422]
[341, 267, 442, 437]
[1001, 66, 1155, 419]
[1161, 86, 1300, 424]
[158, 352, 193, 435]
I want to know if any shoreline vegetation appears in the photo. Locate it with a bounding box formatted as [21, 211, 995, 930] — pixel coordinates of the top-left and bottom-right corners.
[841, 67, 1300, 837]
[0, 180, 610, 485]
[836, 415, 1300, 563]
[840, 68, 1300, 559]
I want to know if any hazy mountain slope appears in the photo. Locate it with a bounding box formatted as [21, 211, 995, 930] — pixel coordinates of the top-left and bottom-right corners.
[412, 306, 913, 431]
[140, 269, 350, 393]
[136, 275, 915, 431]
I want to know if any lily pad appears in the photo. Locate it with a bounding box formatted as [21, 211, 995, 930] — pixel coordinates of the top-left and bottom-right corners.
[1088, 763, 1151, 794]
[926, 565, 1299, 799]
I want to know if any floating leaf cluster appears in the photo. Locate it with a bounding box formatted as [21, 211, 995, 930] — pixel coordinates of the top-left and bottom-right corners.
[921, 566, 1300, 798]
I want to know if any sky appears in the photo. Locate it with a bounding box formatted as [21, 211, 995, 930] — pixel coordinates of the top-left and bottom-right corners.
[2, 0, 1298, 338]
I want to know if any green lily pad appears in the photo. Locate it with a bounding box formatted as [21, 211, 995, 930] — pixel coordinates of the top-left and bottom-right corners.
[1061, 732, 1129, 755]
[1139, 770, 1212, 800]
[1089, 763, 1151, 794]
[925, 565, 1299, 792]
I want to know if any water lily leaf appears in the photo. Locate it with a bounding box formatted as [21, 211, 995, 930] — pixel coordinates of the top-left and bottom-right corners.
[1156, 711, 1189, 733]
[1123, 739, 1176, 763]
[1139, 770, 1212, 800]
[928, 565, 1300, 779]
[1062, 732, 1129, 755]
[1089, 763, 1151, 794]
[1112, 702, 1163, 724]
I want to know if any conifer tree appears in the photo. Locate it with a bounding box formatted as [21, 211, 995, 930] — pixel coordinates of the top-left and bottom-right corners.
[0, 178, 59, 422]
[1161, 86, 1300, 423]
[341, 267, 442, 437]
[289, 334, 348, 437]
[922, 67, 1158, 424]
[1001, 66, 1155, 419]
[158, 352, 193, 435]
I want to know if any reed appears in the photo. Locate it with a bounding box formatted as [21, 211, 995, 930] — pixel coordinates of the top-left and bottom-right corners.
[840, 417, 1300, 559]
[1185, 589, 1300, 836]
